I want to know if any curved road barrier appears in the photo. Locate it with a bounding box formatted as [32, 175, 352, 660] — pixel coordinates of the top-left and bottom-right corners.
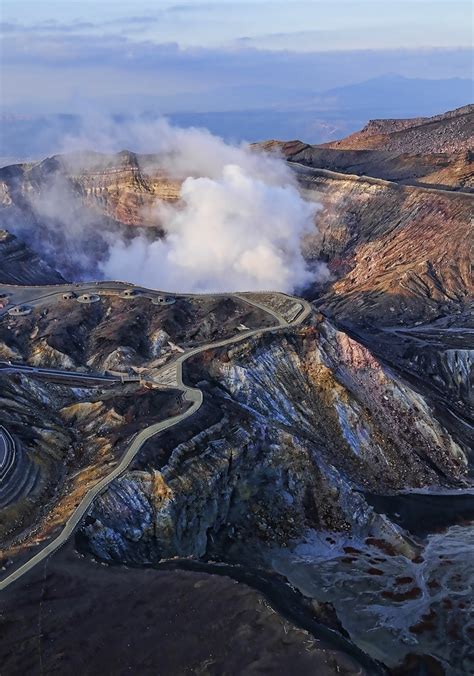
[0, 289, 311, 591]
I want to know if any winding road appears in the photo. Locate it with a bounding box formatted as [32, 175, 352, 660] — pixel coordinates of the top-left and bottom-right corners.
[0, 287, 311, 591]
[289, 160, 474, 198]
[0, 360, 132, 384]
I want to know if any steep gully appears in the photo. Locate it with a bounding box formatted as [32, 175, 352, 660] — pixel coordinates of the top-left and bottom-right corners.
[0, 285, 311, 592]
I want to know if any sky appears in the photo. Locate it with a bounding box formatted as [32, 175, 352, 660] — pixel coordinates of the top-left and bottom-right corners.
[1, 1, 472, 50]
[0, 1, 472, 142]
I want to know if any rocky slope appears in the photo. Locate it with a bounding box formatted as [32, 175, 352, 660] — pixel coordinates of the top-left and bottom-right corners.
[0, 150, 180, 278]
[1, 288, 469, 670]
[285, 164, 473, 452]
[0, 288, 277, 556]
[257, 105, 473, 191]
[324, 104, 474, 153]
[0, 368, 184, 553]
[294, 165, 472, 320]
[74, 311, 471, 671]
[80, 317, 467, 565]
[0, 229, 64, 285]
[261, 141, 473, 191]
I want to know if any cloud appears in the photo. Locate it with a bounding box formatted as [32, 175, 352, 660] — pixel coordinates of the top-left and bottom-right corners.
[1, 28, 472, 116]
[0, 16, 163, 35]
[0, 20, 97, 33]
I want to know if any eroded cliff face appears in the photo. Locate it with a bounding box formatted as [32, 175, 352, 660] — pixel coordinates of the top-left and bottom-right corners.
[0, 150, 181, 228]
[288, 164, 473, 455]
[79, 318, 467, 565]
[61, 150, 182, 226]
[296, 169, 472, 324]
[0, 151, 181, 279]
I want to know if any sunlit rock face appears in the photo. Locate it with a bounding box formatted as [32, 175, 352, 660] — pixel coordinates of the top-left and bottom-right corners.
[258, 105, 474, 186]
[296, 169, 472, 324]
[80, 318, 467, 564]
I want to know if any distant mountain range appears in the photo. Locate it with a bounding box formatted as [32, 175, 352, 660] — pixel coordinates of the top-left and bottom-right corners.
[1, 75, 472, 162]
[318, 74, 472, 115]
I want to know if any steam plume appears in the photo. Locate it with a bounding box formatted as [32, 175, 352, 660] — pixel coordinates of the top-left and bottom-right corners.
[5, 117, 328, 293]
[92, 119, 323, 292]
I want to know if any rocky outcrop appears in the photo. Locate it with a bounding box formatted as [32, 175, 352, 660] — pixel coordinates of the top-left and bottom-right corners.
[256, 105, 474, 190]
[324, 104, 474, 154]
[293, 166, 472, 326]
[80, 319, 467, 565]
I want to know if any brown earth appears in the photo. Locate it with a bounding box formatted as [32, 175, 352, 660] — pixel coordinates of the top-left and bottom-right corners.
[256, 105, 473, 190]
[323, 104, 474, 153]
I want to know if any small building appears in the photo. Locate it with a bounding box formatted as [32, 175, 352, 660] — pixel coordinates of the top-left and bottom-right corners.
[77, 293, 100, 304]
[120, 288, 141, 299]
[8, 305, 32, 316]
[152, 295, 175, 306]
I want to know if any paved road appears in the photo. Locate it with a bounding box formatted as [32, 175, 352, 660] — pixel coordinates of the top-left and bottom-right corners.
[0, 361, 125, 384]
[0, 289, 311, 591]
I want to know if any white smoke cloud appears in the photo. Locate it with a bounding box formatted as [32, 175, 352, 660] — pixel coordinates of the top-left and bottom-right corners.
[101, 162, 318, 292]
[83, 118, 325, 293]
[3, 116, 328, 293]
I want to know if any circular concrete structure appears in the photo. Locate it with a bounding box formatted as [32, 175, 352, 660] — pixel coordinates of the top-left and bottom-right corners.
[152, 295, 175, 306]
[62, 291, 77, 300]
[8, 305, 32, 316]
[77, 293, 101, 304]
[120, 288, 141, 299]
